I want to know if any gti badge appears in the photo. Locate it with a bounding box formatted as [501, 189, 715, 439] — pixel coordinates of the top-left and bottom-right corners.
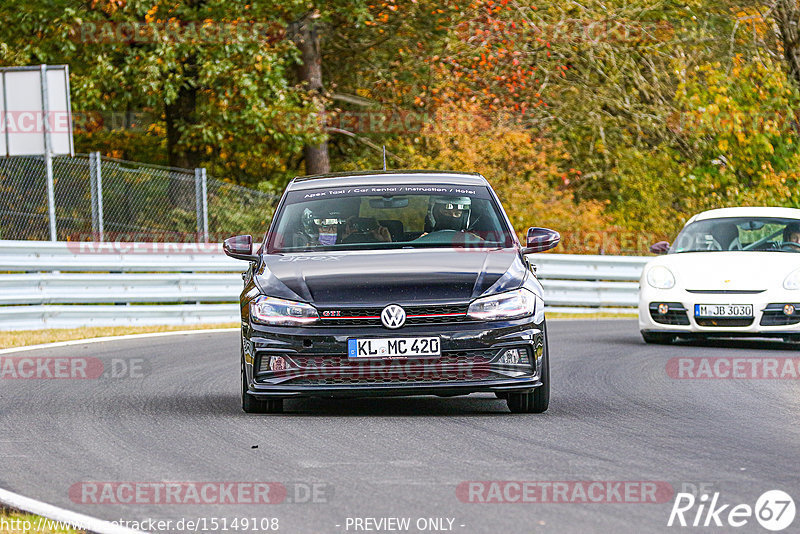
[381, 304, 406, 329]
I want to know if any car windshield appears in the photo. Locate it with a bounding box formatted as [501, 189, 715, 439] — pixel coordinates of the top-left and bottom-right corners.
[671, 216, 800, 253]
[269, 184, 514, 252]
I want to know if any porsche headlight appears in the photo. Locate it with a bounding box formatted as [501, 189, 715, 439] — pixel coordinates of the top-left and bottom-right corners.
[467, 288, 536, 321]
[646, 265, 676, 289]
[250, 296, 319, 325]
[784, 268, 800, 290]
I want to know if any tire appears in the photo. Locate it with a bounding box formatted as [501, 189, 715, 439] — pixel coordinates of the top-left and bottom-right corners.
[241, 346, 283, 414]
[641, 331, 674, 345]
[507, 320, 550, 414]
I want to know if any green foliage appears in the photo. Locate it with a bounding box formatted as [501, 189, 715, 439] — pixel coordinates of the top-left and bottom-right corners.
[207, 185, 277, 239]
[392, 102, 611, 252]
[0, 0, 326, 185]
[674, 56, 800, 210]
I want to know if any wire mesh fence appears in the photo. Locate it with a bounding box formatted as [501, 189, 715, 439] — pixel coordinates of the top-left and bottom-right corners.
[52, 154, 93, 239]
[0, 153, 279, 242]
[206, 177, 276, 240]
[99, 156, 199, 238]
[0, 156, 52, 240]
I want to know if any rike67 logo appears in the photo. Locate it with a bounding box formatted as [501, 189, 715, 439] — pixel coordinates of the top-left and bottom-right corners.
[668, 490, 795, 531]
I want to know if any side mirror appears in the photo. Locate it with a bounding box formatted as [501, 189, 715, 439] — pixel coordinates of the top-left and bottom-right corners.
[523, 227, 561, 253]
[650, 241, 670, 255]
[223, 235, 258, 261]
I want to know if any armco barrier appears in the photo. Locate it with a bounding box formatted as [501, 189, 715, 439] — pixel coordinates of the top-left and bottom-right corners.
[0, 241, 648, 330]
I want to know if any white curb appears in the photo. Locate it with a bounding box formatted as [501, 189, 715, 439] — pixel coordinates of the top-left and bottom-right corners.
[0, 487, 146, 534]
[0, 328, 239, 355]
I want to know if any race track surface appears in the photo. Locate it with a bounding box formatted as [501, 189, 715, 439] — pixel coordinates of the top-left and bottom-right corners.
[1, 320, 798, 533]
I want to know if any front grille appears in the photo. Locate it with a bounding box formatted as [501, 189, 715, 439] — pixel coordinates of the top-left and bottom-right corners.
[255, 349, 504, 385]
[317, 304, 471, 326]
[760, 304, 800, 326]
[649, 303, 690, 325]
[289, 349, 495, 368]
[695, 317, 754, 327]
[291, 371, 505, 385]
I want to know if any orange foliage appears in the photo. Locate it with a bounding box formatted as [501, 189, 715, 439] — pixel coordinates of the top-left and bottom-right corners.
[398, 103, 610, 252]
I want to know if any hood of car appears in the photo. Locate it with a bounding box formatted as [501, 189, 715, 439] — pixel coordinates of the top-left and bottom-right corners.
[647, 251, 800, 291]
[254, 248, 524, 307]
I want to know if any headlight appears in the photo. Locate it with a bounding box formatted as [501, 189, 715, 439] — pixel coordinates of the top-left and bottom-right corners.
[784, 268, 800, 290]
[250, 296, 319, 326]
[646, 265, 676, 289]
[467, 288, 536, 321]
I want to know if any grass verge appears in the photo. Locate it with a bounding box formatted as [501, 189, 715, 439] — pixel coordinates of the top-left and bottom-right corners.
[0, 508, 84, 533]
[0, 323, 238, 350]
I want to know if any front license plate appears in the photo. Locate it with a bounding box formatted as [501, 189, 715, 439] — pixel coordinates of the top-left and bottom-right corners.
[348, 337, 441, 358]
[694, 304, 754, 318]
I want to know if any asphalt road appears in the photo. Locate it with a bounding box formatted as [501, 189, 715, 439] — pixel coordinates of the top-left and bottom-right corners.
[1, 320, 799, 533]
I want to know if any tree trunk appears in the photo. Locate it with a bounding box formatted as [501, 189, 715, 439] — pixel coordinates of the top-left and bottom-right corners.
[774, 0, 800, 88]
[290, 11, 330, 175]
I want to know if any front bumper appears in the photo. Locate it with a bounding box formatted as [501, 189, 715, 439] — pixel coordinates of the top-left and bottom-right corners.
[638, 285, 800, 337]
[242, 317, 545, 399]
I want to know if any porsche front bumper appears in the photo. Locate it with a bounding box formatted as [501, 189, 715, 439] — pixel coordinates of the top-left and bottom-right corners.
[638, 285, 800, 337]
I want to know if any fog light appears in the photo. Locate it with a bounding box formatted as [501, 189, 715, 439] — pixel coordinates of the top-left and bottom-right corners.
[269, 356, 287, 371]
[784, 304, 796, 316]
[497, 348, 530, 365]
[658, 303, 670, 315]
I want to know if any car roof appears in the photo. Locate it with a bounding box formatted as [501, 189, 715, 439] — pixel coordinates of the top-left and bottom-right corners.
[687, 206, 800, 225]
[287, 170, 488, 191]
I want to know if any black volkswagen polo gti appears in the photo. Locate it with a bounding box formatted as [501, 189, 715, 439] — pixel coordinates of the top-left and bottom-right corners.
[224, 171, 560, 414]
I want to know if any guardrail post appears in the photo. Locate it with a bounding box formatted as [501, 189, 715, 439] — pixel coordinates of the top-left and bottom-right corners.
[89, 152, 105, 241]
[195, 167, 209, 243]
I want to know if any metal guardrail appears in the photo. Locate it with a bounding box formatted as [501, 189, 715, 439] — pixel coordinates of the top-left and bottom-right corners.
[0, 241, 648, 330]
[0, 240, 241, 271]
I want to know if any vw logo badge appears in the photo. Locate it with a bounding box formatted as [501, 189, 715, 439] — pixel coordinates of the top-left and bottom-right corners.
[381, 304, 406, 329]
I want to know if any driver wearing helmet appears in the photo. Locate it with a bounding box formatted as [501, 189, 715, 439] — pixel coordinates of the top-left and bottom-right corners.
[784, 222, 800, 245]
[426, 196, 472, 233]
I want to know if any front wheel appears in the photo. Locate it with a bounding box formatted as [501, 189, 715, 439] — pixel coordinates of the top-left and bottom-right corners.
[641, 331, 674, 345]
[507, 321, 549, 414]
